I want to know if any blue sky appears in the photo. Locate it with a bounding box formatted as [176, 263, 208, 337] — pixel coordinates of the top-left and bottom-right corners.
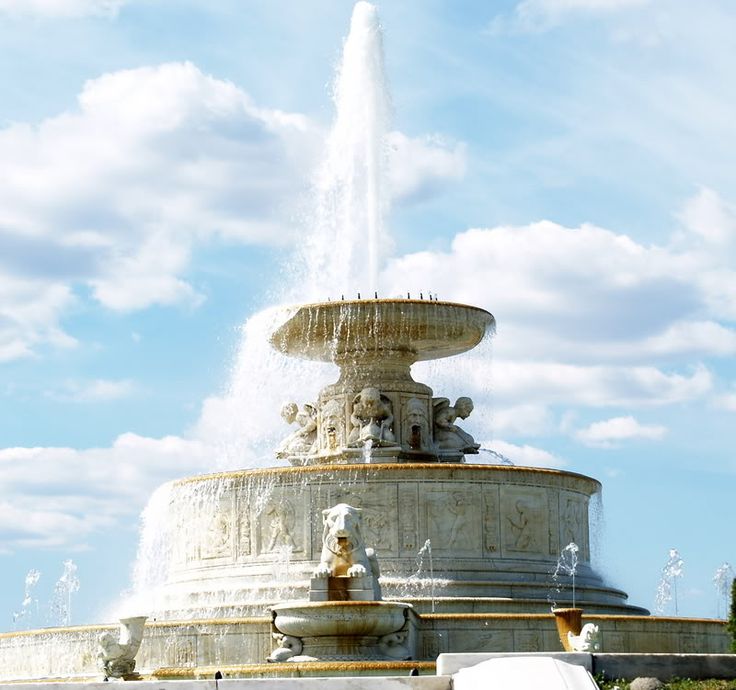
[1, 0, 735, 627]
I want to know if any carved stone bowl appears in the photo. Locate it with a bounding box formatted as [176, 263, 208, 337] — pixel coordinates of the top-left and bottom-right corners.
[270, 299, 494, 364]
[271, 601, 411, 638]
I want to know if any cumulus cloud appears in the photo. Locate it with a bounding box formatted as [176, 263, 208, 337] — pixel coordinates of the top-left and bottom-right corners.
[0, 61, 316, 358]
[0, 434, 212, 550]
[574, 415, 667, 447]
[488, 0, 651, 33]
[383, 213, 736, 364]
[43, 378, 136, 402]
[479, 440, 567, 468]
[0, 0, 124, 18]
[0, 61, 466, 363]
[382, 198, 736, 445]
[387, 132, 466, 203]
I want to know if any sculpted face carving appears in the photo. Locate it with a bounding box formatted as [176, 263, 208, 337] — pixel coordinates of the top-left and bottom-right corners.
[405, 397, 429, 450]
[321, 399, 345, 451]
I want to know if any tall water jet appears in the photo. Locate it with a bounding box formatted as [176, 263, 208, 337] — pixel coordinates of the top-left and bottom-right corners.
[302, 1, 392, 299]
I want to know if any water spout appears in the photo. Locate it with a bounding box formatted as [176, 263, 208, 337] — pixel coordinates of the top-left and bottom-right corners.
[302, 1, 392, 299]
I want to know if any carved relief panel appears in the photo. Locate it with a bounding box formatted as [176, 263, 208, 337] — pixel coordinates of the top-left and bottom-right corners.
[500, 487, 548, 558]
[424, 485, 482, 556]
[331, 483, 399, 556]
[256, 491, 307, 558]
[198, 493, 235, 563]
[559, 492, 589, 561]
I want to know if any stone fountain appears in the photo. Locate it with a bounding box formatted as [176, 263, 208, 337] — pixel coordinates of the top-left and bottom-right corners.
[0, 296, 729, 682]
[0, 1, 731, 682]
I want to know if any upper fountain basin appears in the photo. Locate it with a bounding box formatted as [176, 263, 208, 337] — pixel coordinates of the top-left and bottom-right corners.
[270, 299, 495, 363]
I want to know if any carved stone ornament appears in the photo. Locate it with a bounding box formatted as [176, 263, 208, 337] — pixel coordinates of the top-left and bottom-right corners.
[348, 387, 396, 447]
[276, 402, 318, 461]
[432, 396, 480, 454]
[313, 503, 382, 600]
[97, 616, 147, 680]
[267, 632, 303, 662]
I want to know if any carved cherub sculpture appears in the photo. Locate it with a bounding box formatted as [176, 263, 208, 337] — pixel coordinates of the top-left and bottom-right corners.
[432, 396, 480, 454]
[348, 387, 396, 447]
[276, 402, 317, 461]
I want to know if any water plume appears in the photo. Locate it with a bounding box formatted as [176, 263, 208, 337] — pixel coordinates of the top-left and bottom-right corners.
[300, 1, 392, 299]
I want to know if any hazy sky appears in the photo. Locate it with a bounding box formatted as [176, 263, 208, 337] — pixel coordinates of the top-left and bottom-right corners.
[1, 0, 735, 627]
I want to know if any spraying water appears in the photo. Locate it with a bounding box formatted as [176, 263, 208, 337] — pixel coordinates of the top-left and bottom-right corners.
[713, 562, 734, 618]
[551, 542, 579, 609]
[416, 539, 436, 613]
[301, 1, 392, 299]
[654, 548, 684, 616]
[50, 560, 80, 627]
[12, 569, 41, 629]
[192, 2, 394, 470]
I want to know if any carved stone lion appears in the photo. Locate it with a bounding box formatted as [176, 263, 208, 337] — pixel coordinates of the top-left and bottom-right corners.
[313, 503, 381, 598]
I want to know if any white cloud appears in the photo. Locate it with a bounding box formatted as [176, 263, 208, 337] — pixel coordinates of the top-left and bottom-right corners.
[0, 274, 77, 362]
[480, 439, 567, 468]
[574, 415, 667, 447]
[713, 387, 736, 413]
[44, 378, 136, 402]
[678, 187, 736, 249]
[0, 62, 316, 350]
[0, 61, 465, 361]
[492, 404, 554, 437]
[489, 0, 652, 33]
[0, 0, 124, 18]
[0, 434, 212, 550]
[387, 132, 466, 203]
[383, 212, 736, 364]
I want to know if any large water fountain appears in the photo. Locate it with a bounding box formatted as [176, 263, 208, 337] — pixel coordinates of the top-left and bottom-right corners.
[0, 1, 729, 682]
